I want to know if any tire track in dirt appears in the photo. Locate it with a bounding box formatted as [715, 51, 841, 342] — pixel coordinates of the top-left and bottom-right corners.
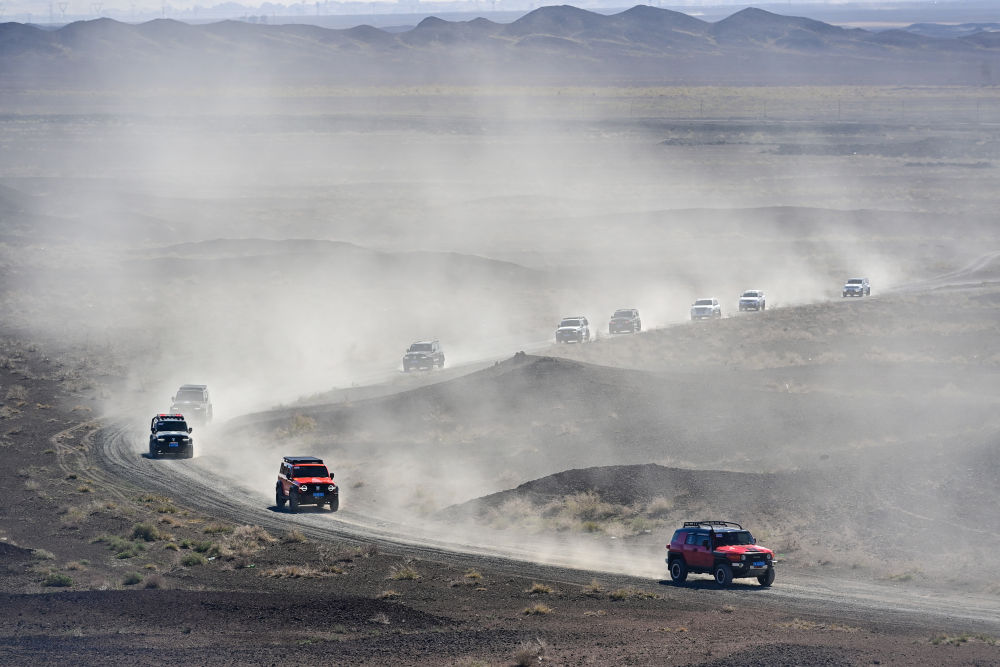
[88, 420, 1000, 634]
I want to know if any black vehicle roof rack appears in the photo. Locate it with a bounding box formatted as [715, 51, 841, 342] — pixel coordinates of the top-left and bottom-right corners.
[683, 520, 743, 530]
[283, 456, 325, 465]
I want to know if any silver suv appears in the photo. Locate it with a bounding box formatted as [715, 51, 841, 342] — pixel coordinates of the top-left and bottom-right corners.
[555, 316, 591, 343]
[690, 298, 722, 320]
[842, 278, 870, 297]
[738, 290, 766, 312]
[170, 384, 213, 424]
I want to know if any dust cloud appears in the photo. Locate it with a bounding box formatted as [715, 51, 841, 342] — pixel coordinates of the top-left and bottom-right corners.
[2, 13, 999, 586]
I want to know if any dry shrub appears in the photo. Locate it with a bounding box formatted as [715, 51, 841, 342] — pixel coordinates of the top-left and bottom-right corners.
[645, 496, 675, 518]
[180, 553, 206, 567]
[65, 561, 87, 571]
[288, 414, 317, 436]
[144, 574, 166, 589]
[263, 565, 323, 578]
[526, 582, 554, 595]
[609, 587, 660, 601]
[5, 385, 28, 401]
[389, 564, 420, 581]
[581, 578, 605, 597]
[369, 612, 390, 625]
[376, 589, 401, 600]
[220, 525, 277, 559]
[522, 603, 552, 616]
[202, 523, 232, 535]
[564, 491, 620, 521]
[778, 618, 858, 632]
[282, 529, 307, 544]
[131, 523, 162, 542]
[512, 638, 548, 666]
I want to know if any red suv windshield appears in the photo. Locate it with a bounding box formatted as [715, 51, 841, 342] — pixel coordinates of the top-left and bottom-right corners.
[292, 465, 329, 478]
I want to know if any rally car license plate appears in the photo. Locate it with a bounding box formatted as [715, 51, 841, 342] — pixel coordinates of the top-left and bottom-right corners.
[753, 561, 765, 568]
[313, 492, 324, 497]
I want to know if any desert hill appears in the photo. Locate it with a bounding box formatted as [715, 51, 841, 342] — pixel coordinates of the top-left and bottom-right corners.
[2, 5, 999, 86]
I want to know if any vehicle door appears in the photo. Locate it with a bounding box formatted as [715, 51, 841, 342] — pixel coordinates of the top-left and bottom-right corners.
[279, 463, 291, 495]
[687, 531, 714, 568]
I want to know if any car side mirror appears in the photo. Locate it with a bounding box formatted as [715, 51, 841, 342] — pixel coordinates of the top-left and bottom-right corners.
[187, 428, 193, 434]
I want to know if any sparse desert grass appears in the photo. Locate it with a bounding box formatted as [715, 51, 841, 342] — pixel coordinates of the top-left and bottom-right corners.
[144, 574, 166, 589]
[512, 638, 548, 666]
[202, 523, 232, 535]
[778, 618, 859, 632]
[369, 612, 391, 625]
[282, 529, 307, 544]
[389, 564, 421, 581]
[42, 572, 72, 587]
[526, 582, 555, 595]
[645, 496, 674, 517]
[263, 565, 326, 578]
[92, 535, 145, 559]
[487, 490, 663, 537]
[220, 525, 277, 559]
[5, 384, 28, 401]
[180, 552, 206, 567]
[720, 604, 736, 614]
[464, 568, 482, 581]
[65, 561, 87, 571]
[131, 523, 162, 542]
[76, 485, 93, 493]
[122, 572, 143, 586]
[930, 633, 997, 646]
[581, 579, 605, 597]
[608, 587, 660, 601]
[32, 548, 55, 561]
[522, 603, 553, 615]
[376, 589, 401, 600]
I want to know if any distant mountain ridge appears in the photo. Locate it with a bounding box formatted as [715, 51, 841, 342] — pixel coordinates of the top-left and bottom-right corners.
[2, 5, 999, 86]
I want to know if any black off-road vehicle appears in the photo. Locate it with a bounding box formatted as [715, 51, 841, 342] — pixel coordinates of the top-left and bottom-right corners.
[148, 414, 194, 459]
[403, 340, 444, 372]
[666, 520, 775, 587]
[276, 456, 339, 512]
[609, 308, 641, 334]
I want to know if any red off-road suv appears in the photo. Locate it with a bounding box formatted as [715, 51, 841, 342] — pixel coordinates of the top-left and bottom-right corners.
[666, 520, 775, 587]
[275, 456, 339, 513]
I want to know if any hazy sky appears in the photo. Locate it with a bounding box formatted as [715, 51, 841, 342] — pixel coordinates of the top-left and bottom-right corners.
[1, 0, 956, 24]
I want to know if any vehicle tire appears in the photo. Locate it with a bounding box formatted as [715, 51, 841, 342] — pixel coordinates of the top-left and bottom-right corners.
[275, 486, 287, 509]
[713, 562, 733, 586]
[669, 559, 688, 584]
[329, 496, 339, 512]
[758, 567, 775, 587]
[439, 356, 445, 368]
[403, 363, 410, 372]
[288, 492, 299, 513]
[761, 303, 766, 311]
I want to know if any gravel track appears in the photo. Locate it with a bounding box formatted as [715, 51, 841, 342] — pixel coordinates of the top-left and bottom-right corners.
[90, 419, 1000, 635]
